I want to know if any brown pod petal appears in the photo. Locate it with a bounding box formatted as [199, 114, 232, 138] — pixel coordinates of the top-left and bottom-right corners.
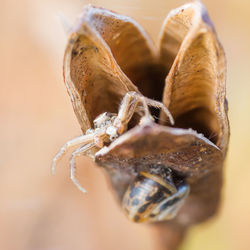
[63, 5, 162, 131]
[95, 121, 222, 207]
[156, 2, 229, 228]
[159, 2, 229, 154]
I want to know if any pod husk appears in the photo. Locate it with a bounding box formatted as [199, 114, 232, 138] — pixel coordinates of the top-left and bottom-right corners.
[63, 1, 229, 249]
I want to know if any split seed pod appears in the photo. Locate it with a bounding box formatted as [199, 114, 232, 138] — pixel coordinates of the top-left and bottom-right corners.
[61, 0, 229, 242]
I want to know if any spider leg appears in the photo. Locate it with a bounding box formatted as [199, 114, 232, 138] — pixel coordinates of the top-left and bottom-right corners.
[70, 143, 96, 193]
[116, 92, 140, 124]
[51, 133, 96, 175]
[113, 92, 151, 134]
[142, 97, 174, 125]
[113, 91, 174, 135]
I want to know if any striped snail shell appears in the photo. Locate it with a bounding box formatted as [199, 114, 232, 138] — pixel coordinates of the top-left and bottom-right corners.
[122, 167, 190, 223]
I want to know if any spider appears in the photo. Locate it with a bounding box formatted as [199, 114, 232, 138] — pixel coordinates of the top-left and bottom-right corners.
[51, 91, 174, 193]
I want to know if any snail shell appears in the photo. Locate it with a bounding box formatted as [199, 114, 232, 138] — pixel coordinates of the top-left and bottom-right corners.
[122, 168, 190, 223]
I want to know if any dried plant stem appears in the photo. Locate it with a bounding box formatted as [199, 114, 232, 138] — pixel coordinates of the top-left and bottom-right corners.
[152, 223, 187, 250]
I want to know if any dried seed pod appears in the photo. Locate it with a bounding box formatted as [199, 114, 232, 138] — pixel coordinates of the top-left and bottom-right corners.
[60, 1, 229, 249]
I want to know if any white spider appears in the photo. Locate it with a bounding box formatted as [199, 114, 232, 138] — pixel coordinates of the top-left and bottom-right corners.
[51, 91, 174, 193]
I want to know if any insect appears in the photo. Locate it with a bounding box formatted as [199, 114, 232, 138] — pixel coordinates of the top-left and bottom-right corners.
[52, 91, 190, 222]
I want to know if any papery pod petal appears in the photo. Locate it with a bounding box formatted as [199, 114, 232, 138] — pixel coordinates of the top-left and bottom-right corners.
[96, 121, 222, 197]
[64, 25, 138, 131]
[159, 1, 229, 155]
[64, 6, 161, 132]
[81, 6, 161, 99]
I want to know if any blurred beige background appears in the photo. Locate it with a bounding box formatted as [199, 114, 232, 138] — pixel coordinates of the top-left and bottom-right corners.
[0, 0, 249, 249]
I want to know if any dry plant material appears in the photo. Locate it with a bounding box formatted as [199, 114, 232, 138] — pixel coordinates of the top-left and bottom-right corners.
[54, 1, 229, 249]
